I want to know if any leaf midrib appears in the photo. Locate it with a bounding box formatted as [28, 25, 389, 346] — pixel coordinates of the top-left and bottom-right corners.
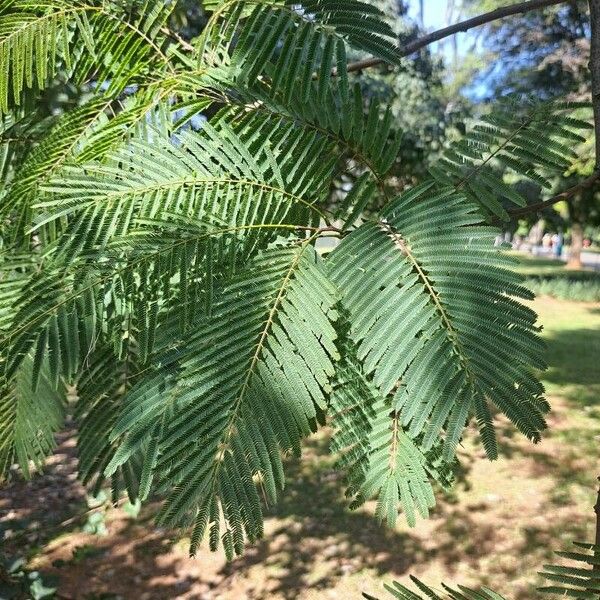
[208, 237, 317, 510]
[379, 221, 477, 391]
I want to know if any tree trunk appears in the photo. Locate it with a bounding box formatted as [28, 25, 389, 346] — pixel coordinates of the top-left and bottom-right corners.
[567, 221, 584, 269]
[590, 477, 600, 597]
[595, 477, 600, 564]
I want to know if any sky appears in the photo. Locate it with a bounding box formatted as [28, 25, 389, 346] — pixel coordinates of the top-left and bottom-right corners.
[407, 0, 450, 29]
[405, 0, 474, 56]
[404, 0, 490, 98]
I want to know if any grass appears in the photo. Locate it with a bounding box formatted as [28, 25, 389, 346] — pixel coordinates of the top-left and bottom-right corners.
[511, 254, 571, 277]
[535, 296, 600, 407]
[1, 278, 599, 599]
[511, 252, 600, 302]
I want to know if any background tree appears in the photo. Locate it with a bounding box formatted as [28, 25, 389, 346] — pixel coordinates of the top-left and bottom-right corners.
[462, 0, 598, 266]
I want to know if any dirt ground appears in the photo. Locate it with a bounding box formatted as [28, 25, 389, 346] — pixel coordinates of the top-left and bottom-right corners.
[2, 297, 599, 600]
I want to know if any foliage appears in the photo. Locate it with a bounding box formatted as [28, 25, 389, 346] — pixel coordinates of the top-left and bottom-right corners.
[460, 0, 598, 249]
[526, 275, 600, 303]
[0, 556, 57, 599]
[462, 0, 590, 102]
[351, 0, 451, 185]
[0, 0, 592, 558]
[366, 541, 600, 600]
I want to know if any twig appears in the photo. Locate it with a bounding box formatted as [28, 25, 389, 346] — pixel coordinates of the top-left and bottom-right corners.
[160, 26, 195, 53]
[292, 225, 344, 235]
[55, 496, 129, 531]
[346, 0, 576, 73]
[317, 225, 344, 235]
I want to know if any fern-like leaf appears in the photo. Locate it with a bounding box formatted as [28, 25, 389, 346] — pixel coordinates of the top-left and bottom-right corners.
[105, 243, 339, 556]
[330, 320, 453, 527]
[328, 182, 548, 462]
[367, 541, 600, 599]
[539, 542, 600, 598]
[75, 339, 143, 502]
[430, 97, 593, 220]
[0, 0, 174, 114]
[364, 577, 507, 600]
[0, 354, 66, 479]
[36, 120, 331, 260]
[197, 0, 401, 101]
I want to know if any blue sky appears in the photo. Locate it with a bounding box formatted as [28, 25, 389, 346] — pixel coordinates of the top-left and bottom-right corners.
[407, 0, 449, 29]
[406, 0, 474, 56]
[405, 0, 489, 97]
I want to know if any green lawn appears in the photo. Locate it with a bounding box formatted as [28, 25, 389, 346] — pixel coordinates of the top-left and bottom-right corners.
[510, 251, 600, 302]
[511, 253, 570, 276]
[534, 296, 600, 407]
[509, 251, 600, 405]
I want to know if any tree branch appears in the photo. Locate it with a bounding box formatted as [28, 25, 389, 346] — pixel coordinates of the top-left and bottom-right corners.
[347, 0, 575, 74]
[160, 26, 195, 52]
[498, 170, 600, 221]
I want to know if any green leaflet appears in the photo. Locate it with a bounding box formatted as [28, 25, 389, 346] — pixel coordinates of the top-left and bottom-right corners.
[75, 339, 143, 502]
[215, 82, 401, 181]
[328, 183, 549, 461]
[329, 322, 453, 528]
[0, 0, 177, 246]
[0, 0, 174, 115]
[105, 244, 339, 556]
[197, 0, 401, 93]
[3, 117, 334, 382]
[0, 353, 66, 479]
[367, 578, 507, 600]
[2, 269, 99, 383]
[36, 120, 330, 260]
[539, 542, 600, 598]
[1, 96, 125, 248]
[430, 97, 592, 220]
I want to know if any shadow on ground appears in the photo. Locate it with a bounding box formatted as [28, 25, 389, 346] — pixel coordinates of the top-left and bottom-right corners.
[2, 298, 599, 599]
[212, 437, 424, 599]
[1, 420, 597, 599]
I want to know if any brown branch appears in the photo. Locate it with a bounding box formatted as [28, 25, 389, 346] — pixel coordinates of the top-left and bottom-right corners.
[160, 26, 195, 53]
[346, 0, 575, 74]
[594, 476, 600, 564]
[496, 170, 600, 221]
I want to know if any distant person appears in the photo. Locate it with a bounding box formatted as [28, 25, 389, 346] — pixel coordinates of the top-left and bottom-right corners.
[542, 233, 552, 249]
[552, 233, 563, 258]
